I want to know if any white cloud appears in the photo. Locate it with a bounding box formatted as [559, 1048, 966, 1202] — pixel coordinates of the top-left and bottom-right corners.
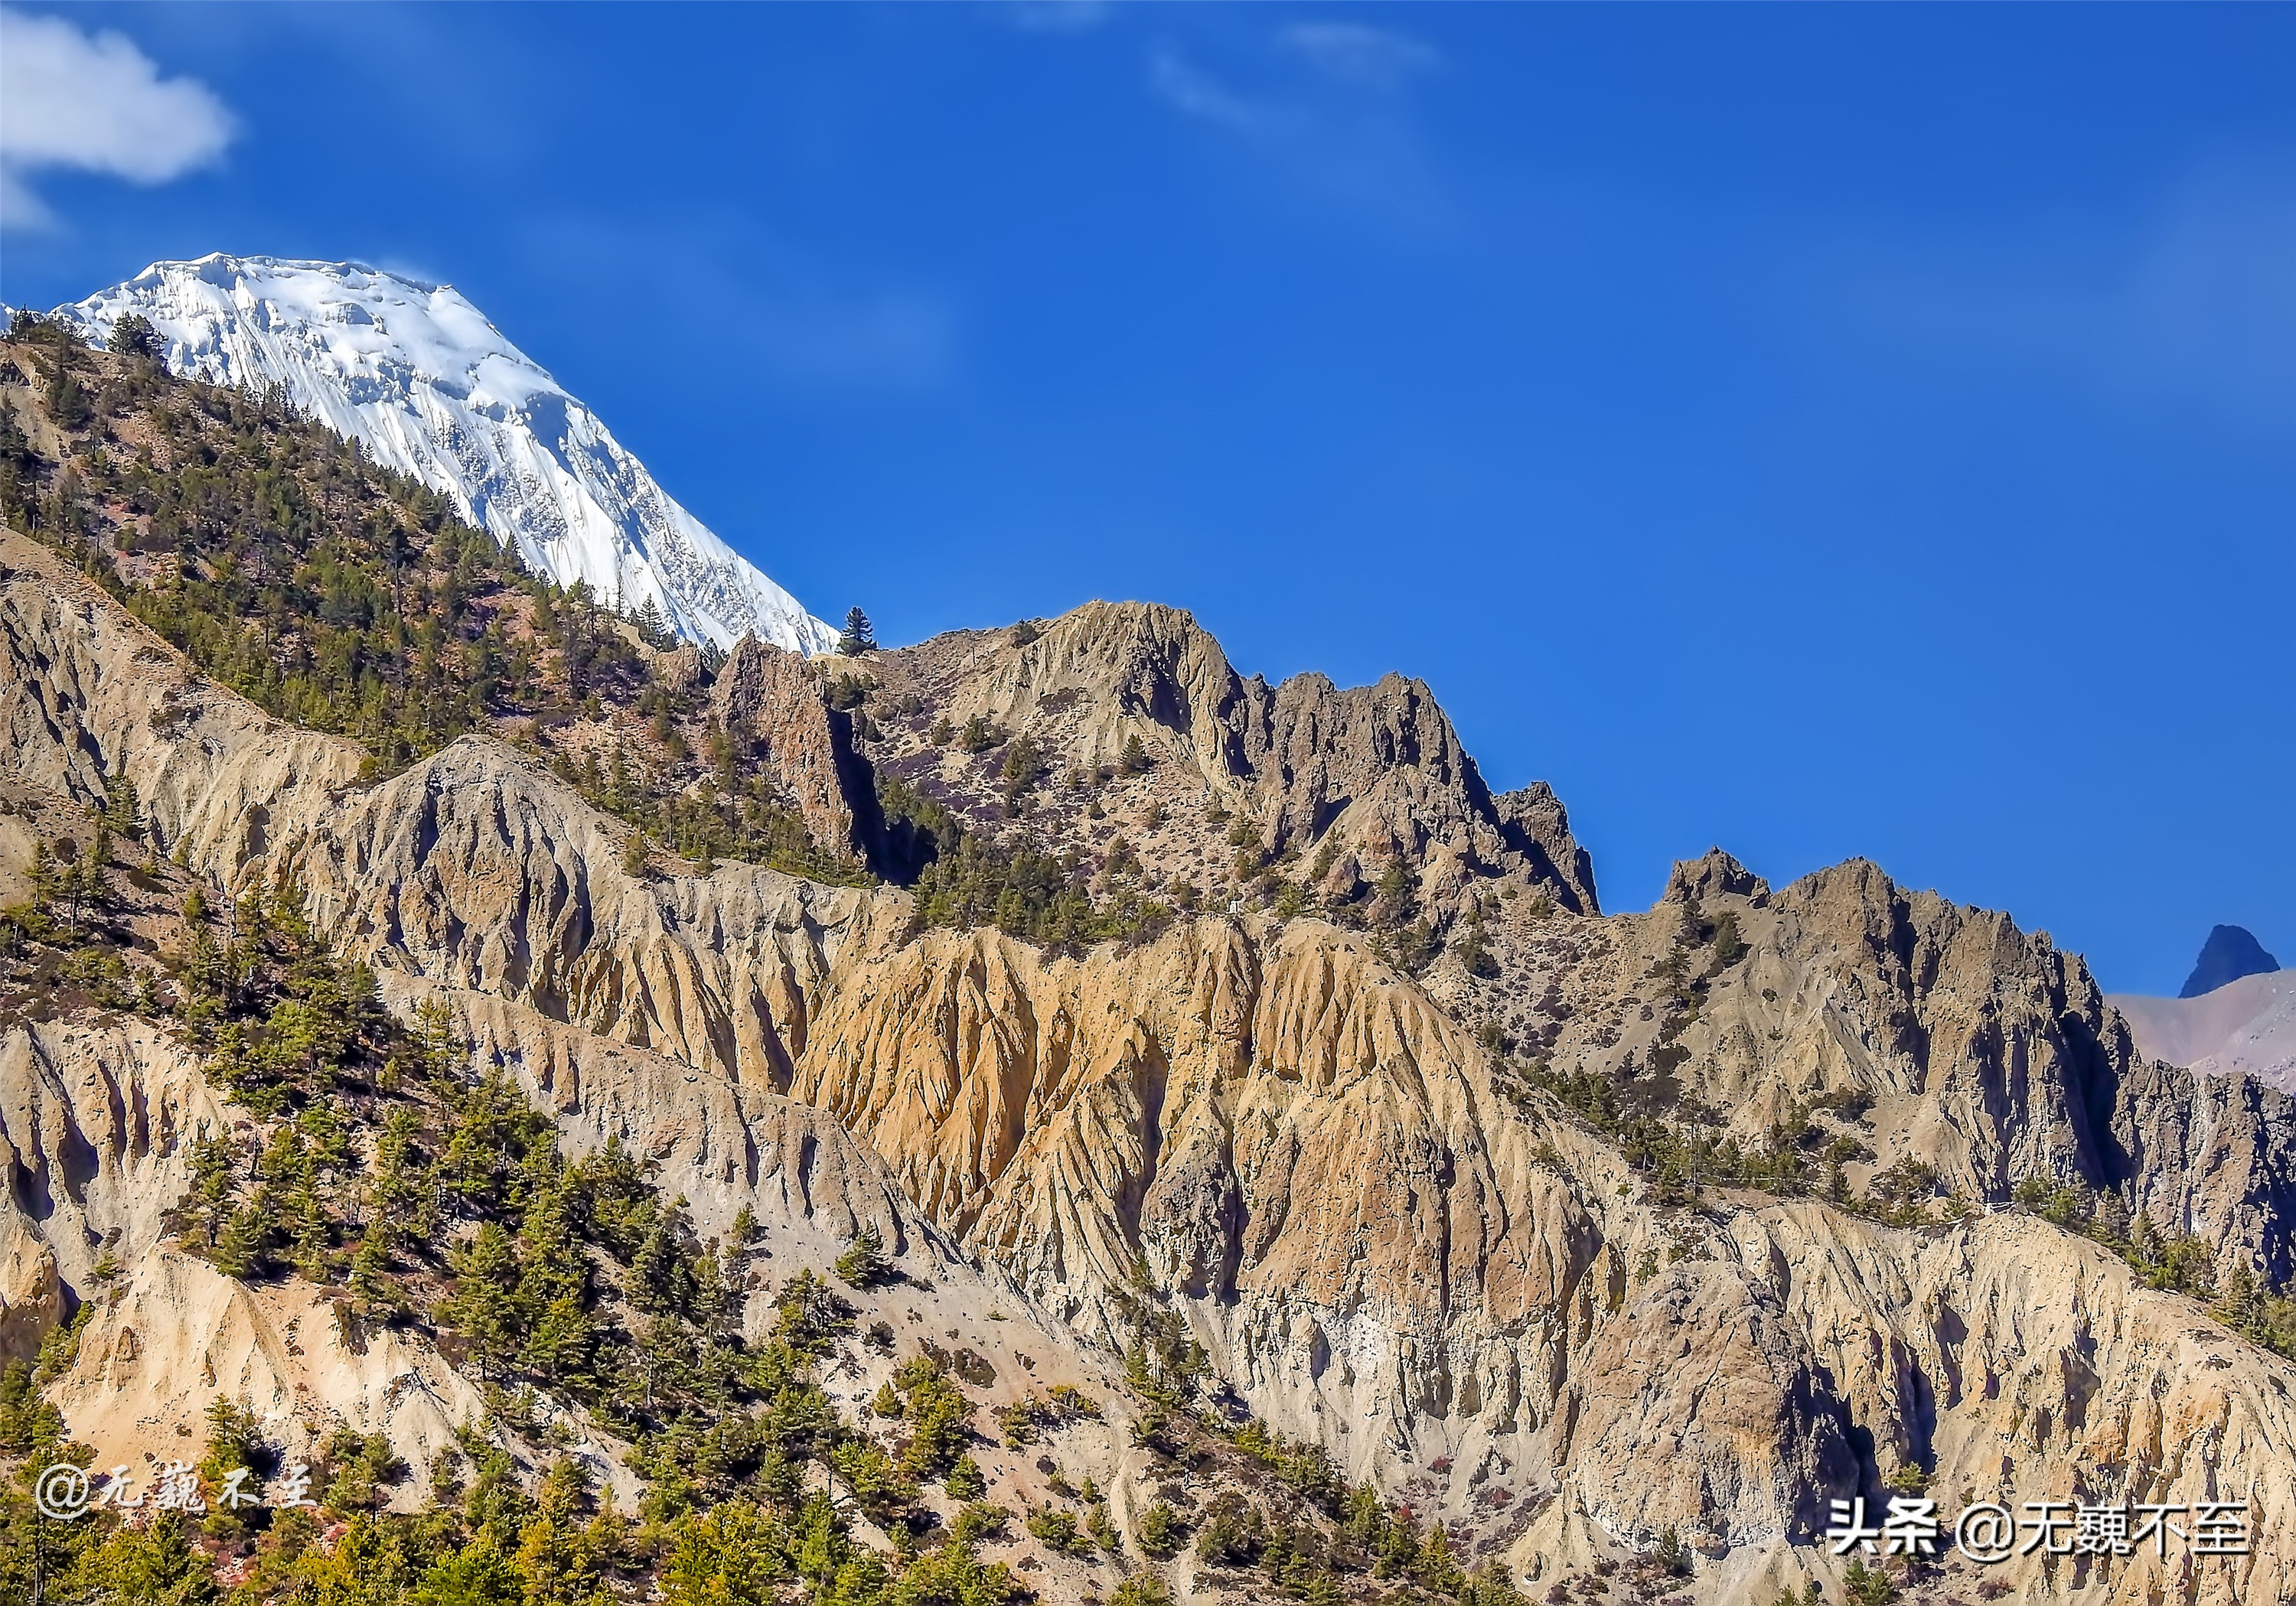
[1280, 22, 1440, 93]
[0, 6, 236, 229]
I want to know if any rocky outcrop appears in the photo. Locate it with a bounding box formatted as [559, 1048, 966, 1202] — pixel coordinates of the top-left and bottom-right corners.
[1494, 783, 1600, 914]
[1246, 670, 1601, 914]
[2112, 1059, 2296, 1284]
[767, 911, 2296, 1601]
[404, 978, 943, 1259]
[863, 601, 1598, 917]
[941, 601, 1251, 781]
[1660, 844, 1769, 905]
[1698, 1206, 2296, 1606]
[1447, 849, 2296, 1283]
[49, 1251, 505, 1512]
[712, 634, 866, 864]
[0, 1228, 59, 1365]
[0, 1019, 230, 1306]
[1548, 1259, 1859, 1549]
[1246, 670, 1487, 859]
[0, 970, 1117, 1513]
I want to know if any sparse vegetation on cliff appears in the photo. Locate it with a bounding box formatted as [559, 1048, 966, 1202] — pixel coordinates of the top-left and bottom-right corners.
[877, 773, 1173, 950]
[0, 324, 857, 883]
[0, 809, 1045, 1606]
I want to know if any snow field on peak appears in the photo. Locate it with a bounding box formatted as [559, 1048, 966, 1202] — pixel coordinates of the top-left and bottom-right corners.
[57, 252, 837, 653]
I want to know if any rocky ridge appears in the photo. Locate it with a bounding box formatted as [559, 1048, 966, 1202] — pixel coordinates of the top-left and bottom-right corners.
[6, 524, 2296, 1601]
[853, 601, 1598, 930]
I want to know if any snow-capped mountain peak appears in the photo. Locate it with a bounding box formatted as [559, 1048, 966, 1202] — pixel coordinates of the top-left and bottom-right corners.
[54, 253, 837, 653]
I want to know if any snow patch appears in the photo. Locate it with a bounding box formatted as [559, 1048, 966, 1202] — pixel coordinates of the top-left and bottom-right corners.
[54, 252, 837, 653]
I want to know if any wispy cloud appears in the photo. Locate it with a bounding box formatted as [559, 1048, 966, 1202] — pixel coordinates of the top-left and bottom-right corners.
[1146, 34, 1450, 232]
[0, 6, 236, 230]
[1150, 48, 1286, 136]
[1280, 21, 1441, 93]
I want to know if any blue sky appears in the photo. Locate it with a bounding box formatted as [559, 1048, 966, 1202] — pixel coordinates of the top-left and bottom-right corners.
[3, 3, 2291, 994]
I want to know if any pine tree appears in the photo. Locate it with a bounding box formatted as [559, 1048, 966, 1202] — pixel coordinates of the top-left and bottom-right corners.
[106, 314, 161, 361]
[631, 596, 678, 650]
[1119, 733, 1150, 775]
[1000, 735, 1046, 796]
[1137, 1499, 1181, 1558]
[443, 1223, 525, 1378]
[295, 1211, 332, 1282]
[631, 1221, 686, 1317]
[1373, 855, 1415, 924]
[1418, 1523, 1464, 1590]
[44, 366, 93, 430]
[417, 1539, 523, 1606]
[837, 607, 877, 656]
[522, 1293, 599, 1386]
[836, 1223, 892, 1287]
[185, 1125, 236, 1245]
[60, 844, 103, 932]
[103, 774, 141, 839]
[1453, 914, 1498, 979]
[413, 997, 460, 1080]
[198, 1396, 266, 1482]
[944, 1454, 987, 1502]
[214, 1199, 272, 1279]
[348, 1229, 397, 1311]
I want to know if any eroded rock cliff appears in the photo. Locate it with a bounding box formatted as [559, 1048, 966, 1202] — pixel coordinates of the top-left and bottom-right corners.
[5, 523, 2294, 1602]
[857, 601, 1600, 920]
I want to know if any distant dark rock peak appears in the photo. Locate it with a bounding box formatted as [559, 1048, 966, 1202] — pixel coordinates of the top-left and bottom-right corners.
[2181, 924, 2282, 998]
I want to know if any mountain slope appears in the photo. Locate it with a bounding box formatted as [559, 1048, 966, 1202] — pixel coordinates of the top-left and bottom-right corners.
[50, 252, 835, 652]
[11, 519, 2296, 1604]
[2115, 969, 2296, 1093]
[8, 316, 2296, 1604]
